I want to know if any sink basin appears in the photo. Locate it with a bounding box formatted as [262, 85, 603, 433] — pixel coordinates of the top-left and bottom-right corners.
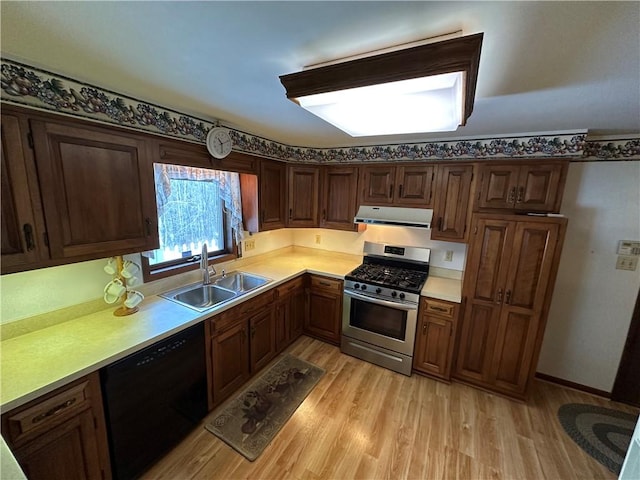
[160, 284, 238, 312]
[214, 271, 271, 292]
[160, 272, 271, 312]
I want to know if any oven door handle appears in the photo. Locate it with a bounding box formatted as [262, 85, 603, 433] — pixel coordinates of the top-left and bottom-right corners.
[344, 289, 418, 311]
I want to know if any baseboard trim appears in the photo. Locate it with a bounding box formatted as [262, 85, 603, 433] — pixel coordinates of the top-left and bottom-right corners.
[535, 372, 610, 398]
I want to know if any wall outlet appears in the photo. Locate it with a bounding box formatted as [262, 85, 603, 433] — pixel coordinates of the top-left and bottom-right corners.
[444, 250, 454, 262]
[616, 255, 638, 271]
[315, 234, 321, 245]
[245, 239, 255, 251]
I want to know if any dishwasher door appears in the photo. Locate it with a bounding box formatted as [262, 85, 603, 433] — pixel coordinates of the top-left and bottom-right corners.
[100, 323, 207, 480]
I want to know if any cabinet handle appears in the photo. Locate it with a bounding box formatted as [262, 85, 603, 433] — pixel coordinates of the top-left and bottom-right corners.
[398, 184, 403, 198]
[322, 209, 326, 222]
[318, 281, 331, 287]
[437, 217, 443, 231]
[430, 306, 448, 312]
[289, 208, 293, 220]
[496, 288, 503, 304]
[516, 186, 524, 204]
[23, 224, 35, 251]
[32, 398, 76, 424]
[505, 290, 512, 304]
[508, 187, 516, 204]
[261, 210, 265, 223]
[422, 323, 427, 334]
[145, 218, 152, 236]
[389, 184, 394, 198]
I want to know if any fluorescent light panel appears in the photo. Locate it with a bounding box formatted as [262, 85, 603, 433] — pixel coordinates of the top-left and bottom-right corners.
[296, 72, 464, 137]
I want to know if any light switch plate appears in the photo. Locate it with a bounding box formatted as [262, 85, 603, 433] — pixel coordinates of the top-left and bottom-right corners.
[616, 255, 638, 271]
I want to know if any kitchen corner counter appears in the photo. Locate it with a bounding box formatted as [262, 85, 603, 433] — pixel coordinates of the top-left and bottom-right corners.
[1, 247, 461, 412]
[421, 276, 463, 303]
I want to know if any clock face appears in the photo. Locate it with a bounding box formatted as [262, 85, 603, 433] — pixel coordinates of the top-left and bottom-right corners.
[206, 127, 233, 159]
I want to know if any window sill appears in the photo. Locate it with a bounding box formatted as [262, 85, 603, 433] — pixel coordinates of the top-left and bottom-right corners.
[142, 251, 237, 283]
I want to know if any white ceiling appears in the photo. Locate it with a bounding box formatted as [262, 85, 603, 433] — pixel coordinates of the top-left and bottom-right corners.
[1, 1, 639, 148]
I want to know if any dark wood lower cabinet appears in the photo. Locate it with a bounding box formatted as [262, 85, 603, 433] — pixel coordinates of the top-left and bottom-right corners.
[1, 373, 111, 480]
[210, 320, 250, 406]
[304, 275, 343, 345]
[249, 308, 276, 372]
[413, 298, 459, 380]
[275, 276, 306, 352]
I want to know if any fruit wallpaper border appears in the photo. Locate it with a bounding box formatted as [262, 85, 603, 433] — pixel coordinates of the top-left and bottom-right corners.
[1, 58, 637, 162]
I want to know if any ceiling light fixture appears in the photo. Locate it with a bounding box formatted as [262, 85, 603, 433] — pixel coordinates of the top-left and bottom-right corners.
[279, 33, 483, 137]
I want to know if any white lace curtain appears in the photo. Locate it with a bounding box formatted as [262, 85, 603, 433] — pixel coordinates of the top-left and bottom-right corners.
[154, 163, 244, 244]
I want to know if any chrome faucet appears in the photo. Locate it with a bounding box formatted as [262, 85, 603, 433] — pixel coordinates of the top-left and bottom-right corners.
[201, 243, 216, 284]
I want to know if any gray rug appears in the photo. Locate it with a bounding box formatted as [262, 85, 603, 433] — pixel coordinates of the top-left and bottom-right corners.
[558, 403, 638, 474]
[205, 354, 324, 461]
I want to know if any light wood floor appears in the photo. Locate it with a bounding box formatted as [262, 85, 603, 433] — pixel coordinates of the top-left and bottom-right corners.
[142, 336, 639, 480]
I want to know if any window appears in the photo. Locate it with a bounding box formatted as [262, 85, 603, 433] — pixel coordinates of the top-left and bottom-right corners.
[142, 163, 244, 280]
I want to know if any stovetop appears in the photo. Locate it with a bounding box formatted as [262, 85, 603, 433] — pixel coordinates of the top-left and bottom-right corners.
[345, 259, 429, 294]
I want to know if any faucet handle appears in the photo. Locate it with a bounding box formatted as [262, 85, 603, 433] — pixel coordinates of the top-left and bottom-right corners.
[207, 265, 217, 276]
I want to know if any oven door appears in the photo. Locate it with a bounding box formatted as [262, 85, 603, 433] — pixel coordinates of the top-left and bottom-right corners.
[342, 289, 418, 356]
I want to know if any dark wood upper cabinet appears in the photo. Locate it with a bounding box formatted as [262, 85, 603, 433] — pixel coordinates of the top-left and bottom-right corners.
[320, 166, 359, 231]
[30, 119, 159, 260]
[359, 164, 435, 207]
[476, 162, 567, 213]
[431, 164, 475, 242]
[1, 112, 49, 273]
[453, 214, 567, 399]
[287, 165, 319, 227]
[395, 165, 435, 206]
[259, 159, 287, 231]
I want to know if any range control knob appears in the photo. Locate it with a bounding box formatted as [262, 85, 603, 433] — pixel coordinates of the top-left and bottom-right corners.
[354, 283, 360, 289]
[391, 291, 398, 298]
[361, 284, 367, 291]
[376, 288, 382, 294]
[399, 292, 405, 300]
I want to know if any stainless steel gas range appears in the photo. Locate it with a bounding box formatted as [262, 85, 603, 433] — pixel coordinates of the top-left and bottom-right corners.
[341, 241, 430, 375]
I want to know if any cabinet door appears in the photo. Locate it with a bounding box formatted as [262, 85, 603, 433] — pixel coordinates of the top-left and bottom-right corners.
[30, 120, 158, 260]
[250, 308, 276, 373]
[453, 217, 513, 384]
[290, 287, 306, 341]
[212, 321, 249, 405]
[359, 166, 395, 205]
[12, 409, 103, 480]
[431, 164, 474, 242]
[394, 165, 435, 206]
[515, 164, 564, 212]
[476, 164, 520, 209]
[488, 220, 561, 395]
[321, 166, 359, 231]
[1, 113, 48, 272]
[305, 276, 343, 345]
[287, 165, 319, 227]
[275, 299, 290, 353]
[413, 316, 453, 378]
[259, 160, 286, 230]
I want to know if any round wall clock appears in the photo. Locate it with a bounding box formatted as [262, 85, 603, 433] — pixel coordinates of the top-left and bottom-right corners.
[206, 127, 233, 159]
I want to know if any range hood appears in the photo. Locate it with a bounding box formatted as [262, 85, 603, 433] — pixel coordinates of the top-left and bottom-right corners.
[354, 206, 433, 228]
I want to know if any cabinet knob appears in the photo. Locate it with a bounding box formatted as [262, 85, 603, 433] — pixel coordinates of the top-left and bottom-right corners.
[496, 288, 503, 304]
[516, 186, 524, 204]
[508, 187, 516, 204]
[422, 323, 427, 334]
[505, 290, 512, 304]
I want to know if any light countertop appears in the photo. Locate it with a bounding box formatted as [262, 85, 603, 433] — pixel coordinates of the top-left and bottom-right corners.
[1, 248, 461, 412]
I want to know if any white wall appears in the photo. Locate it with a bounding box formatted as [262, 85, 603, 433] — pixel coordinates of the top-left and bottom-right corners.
[289, 226, 467, 271]
[537, 161, 640, 392]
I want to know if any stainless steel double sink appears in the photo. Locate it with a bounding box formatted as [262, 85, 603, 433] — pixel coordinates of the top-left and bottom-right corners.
[160, 271, 271, 312]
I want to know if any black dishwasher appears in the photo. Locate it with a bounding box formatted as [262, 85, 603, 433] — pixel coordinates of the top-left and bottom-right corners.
[100, 323, 207, 480]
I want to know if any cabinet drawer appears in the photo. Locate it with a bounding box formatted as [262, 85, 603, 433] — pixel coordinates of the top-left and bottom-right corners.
[211, 290, 275, 336]
[276, 276, 305, 298]
[4, 380, 91, 446]
[310, 275, 342, 292]
[422, 298, 457, 320]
